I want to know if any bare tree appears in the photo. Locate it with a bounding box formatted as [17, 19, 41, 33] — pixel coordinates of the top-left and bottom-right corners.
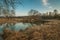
[28, 9, 41, 16]
[54, 9, 58, 16]
[10, 9, 15, 16]
[0, 1, 3, 15]
[0, 0, 22, 16]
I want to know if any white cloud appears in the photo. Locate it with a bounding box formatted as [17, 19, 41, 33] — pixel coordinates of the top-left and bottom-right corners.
[42, 0, 53, 9]
[42, 0, 49, 6]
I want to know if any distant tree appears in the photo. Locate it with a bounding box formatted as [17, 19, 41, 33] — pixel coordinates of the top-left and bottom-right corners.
[28, 9, 41, 16]
[3, 9, 8, 16]
[54, 9, 58, 18]
[54, 9, 58, 16]
[10, 10, 15, 16]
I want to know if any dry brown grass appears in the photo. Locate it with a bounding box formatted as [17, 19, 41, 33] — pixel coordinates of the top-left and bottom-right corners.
[2, 20, 60, 40]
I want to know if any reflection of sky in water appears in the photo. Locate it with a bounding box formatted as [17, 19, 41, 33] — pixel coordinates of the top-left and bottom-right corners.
[14, 23, 32, 31]
[0, 25, 4, 33]
[0, 23, 32, 32]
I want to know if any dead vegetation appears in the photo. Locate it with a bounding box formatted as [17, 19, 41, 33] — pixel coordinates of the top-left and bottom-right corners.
[2, 20, 60, 40]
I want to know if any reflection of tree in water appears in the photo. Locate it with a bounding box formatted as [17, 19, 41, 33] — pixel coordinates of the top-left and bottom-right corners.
[3, 23, 16, 31]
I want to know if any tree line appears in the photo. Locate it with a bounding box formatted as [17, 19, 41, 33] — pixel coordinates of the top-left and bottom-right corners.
[28, 9, 60, 19]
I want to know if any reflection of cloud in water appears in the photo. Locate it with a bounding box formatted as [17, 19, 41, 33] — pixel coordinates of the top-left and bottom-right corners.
[15, 23, 32, 31]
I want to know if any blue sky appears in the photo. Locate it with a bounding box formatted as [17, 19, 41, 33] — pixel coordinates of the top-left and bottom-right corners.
[15, 0, 60, 16]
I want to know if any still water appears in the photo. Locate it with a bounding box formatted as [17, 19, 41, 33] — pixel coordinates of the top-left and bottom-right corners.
[0, 23, 33, 40]
[0, 23, 32, 33]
